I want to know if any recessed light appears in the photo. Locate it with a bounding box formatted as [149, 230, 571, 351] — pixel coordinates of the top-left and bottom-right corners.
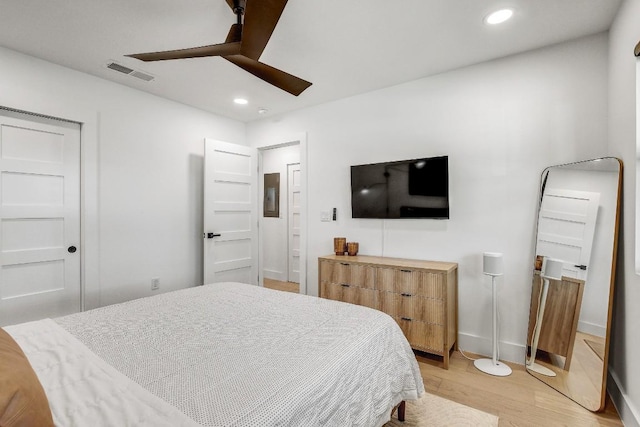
[257, 108, 268, 114]
[485, 9, 513, 25]
[234, 98, 248, 105]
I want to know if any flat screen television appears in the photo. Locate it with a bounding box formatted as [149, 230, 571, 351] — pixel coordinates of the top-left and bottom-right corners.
[351, 155, 449, 219]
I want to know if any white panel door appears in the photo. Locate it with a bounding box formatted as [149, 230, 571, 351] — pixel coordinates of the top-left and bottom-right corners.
[287, 163, 300, 284]
[204, 139, 257, 285]
[536, 188, 600, 281]
[0, 112, 81, 326]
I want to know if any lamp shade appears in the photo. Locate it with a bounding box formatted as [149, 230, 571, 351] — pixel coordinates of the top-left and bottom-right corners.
[542, 258, 564, 280]
[483, 252, 503, 276]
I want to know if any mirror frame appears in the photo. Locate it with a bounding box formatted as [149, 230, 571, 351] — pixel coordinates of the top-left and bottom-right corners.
[526, 157, 622, 411]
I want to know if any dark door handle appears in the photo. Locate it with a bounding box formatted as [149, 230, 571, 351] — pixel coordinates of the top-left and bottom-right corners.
[68, 246, 77, 253]
[575, 265, 587, 270]
[206, 233, 221, 239]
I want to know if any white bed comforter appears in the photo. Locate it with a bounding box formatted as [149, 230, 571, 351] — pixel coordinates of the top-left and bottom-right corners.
[9, 282, 424, 427]
[5, 318, 200, 427]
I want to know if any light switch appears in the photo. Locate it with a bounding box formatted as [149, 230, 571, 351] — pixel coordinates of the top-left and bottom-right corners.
[320, 211, 331, 222]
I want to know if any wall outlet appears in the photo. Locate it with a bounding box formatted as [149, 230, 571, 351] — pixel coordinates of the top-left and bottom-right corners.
[151, 277, 160, 291]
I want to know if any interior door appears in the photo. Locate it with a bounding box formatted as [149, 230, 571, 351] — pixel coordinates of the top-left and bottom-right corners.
[0, 111, 81, 326]
[287, 163, 301, 284]
[203, 139, 258, 285]
[536, 188, 600, 280]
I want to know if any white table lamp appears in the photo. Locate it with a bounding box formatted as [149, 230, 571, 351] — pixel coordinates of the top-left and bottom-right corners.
[474, 252, 512, 377]
[526, 257, 564, 377]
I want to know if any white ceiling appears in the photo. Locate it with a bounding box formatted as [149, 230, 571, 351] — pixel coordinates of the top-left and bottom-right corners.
[0, 0, 622, 123]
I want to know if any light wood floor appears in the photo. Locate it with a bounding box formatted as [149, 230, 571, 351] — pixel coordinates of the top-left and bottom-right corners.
[527, 331, 606, 411]
[263, 278, 299, 294]
[418, 350, 622, 426]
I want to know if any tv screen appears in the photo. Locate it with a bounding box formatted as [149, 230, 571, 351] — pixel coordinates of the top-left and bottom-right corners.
[351, 156, 449, 219]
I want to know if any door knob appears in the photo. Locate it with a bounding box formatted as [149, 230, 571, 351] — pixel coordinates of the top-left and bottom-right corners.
[206, 233, 221, 239]
[68, 246, 77, 253]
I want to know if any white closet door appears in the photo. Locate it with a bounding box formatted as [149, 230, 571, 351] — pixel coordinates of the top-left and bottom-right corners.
[0, 112, 81, 326]
[287, 163, 301, 284]
[203, 139, 258, 285]
[536, 188, 600, 281]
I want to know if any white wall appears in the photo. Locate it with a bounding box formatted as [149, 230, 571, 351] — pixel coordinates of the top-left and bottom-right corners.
[607, 0, 640, 424]
[261, 144, 300, 281]
[0, 46, 245, 308]
[247, 33, 609, 363]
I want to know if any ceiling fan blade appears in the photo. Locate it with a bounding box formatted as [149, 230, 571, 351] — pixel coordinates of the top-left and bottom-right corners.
[224, 54, 311, 96]
[241, 0, 288, 60]
[127, 41, 241, 62]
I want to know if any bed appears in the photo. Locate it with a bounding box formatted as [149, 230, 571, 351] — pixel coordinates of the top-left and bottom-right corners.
[1, 282, 424, 426]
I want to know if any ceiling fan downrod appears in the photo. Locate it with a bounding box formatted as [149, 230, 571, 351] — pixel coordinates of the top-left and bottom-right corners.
[233, 0, 246, 24]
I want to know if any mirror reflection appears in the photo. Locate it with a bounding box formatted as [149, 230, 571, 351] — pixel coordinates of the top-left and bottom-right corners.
[526, 157, 622, 411]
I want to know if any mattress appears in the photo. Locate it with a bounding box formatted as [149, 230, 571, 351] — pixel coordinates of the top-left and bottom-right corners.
[7, 282, 424, 426]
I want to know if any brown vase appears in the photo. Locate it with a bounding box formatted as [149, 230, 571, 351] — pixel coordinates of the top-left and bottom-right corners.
[347, 242, 359, 256]
[333, 237, 347, 255]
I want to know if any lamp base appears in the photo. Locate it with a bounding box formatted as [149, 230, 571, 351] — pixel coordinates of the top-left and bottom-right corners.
[474, 358, 512, 377]
[526, 362, 557, 377]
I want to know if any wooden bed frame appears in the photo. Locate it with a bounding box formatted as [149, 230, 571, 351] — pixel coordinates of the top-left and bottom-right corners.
[392, 401, 406, 422]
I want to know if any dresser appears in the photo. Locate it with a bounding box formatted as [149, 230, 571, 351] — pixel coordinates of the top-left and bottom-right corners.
[318, 255, 458, 369]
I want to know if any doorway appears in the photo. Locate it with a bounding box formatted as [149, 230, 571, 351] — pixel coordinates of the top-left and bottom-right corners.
[258, 140, 306, 294]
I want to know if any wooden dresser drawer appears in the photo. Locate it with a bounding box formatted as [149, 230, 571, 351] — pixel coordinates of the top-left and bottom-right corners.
[379, 292, 444, 325]
[377, 268, 444, 299]
[394, 317, 445, 354]
[321, 282, 379, 310]
[320, 260, 376, 289]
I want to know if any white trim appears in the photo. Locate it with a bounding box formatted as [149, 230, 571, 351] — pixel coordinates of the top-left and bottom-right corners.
[608, 368, 640, 427]
[577, 320, 606, 338]
[0, 97, 100, 311]
[635, 58, 640, 275]
[263, 269, 286, 281]
[457, 332, 524, 364]
[255, 133, 308, 295]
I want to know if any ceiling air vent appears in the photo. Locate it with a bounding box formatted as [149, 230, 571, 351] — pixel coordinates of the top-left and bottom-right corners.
[130, 70, 154, 82]
[106, 61, 155, 82]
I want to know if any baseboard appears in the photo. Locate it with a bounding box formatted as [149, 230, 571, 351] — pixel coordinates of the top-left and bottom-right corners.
[262, 269, 286, 281]
[608, 368, 640, 427]
[577, 320, 606, 338]
[457, 332, 524, 365]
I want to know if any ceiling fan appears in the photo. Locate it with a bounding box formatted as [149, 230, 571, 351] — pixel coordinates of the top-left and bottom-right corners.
[126, 0, 312, 96]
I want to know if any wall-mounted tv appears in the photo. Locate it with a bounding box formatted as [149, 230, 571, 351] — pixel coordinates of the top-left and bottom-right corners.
[351, 155, 449, 219]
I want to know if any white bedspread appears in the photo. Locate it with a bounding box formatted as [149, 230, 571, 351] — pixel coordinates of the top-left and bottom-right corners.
[11, 282, 424, 426]
[6, 318, 200, 427]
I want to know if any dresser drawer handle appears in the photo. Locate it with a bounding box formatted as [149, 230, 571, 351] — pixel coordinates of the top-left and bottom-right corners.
[401, 293, 413, 297]
[400, 269, 412, 273]
[340, 263, 350, 266]
[401, 317, 413, 322]
[341, 283, 350, 287]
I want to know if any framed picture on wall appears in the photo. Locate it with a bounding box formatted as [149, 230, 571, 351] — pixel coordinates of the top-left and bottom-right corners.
[264, 173, 280, 217]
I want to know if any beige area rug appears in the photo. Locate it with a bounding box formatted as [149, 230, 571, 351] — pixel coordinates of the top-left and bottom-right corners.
[385, 393, 499, 427]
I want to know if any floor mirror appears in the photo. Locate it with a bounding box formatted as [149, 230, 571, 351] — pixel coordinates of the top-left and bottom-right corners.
[525, 157, 622, 411]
